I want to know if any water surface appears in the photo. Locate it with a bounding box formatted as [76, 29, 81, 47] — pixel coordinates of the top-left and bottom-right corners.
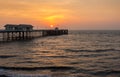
[0, 30, 120, 77]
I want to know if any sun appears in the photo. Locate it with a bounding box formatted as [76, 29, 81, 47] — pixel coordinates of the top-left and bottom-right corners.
[50, 25, 54, 28]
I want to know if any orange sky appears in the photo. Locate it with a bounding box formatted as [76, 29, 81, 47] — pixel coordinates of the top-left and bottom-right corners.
[0, 0, 120, 30]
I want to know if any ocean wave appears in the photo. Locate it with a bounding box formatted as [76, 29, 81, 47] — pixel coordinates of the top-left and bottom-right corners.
[0, 69, 78, 77]
[78, 54, 109, 57]
[0, 55, 17, 58]
[0, 66, 75, 71]
[0, 74, 78, 77]
[0, 73, 50, 77]
[65, 49, 119, 52]
[92, 70, 120, 76]
[38, 56, 68, 58]
[103, 56, 120, 60]
[15, 61, 39, 64]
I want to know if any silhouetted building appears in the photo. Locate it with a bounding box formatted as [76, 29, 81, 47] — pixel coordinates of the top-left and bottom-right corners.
[4, 24, 17, 31]
[4, 24, 33, 31]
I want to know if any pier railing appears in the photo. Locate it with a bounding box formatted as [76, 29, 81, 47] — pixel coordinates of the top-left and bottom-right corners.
[0, 29, 68, 42]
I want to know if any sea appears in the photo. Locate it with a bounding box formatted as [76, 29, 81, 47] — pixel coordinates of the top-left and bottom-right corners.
[0, 30, 120, 77]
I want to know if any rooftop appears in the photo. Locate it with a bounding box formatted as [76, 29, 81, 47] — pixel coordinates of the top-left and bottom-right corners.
[4, 24, 33, 27]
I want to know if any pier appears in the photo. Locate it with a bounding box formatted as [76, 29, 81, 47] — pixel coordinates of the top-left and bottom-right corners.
[0, 24, 68, 42]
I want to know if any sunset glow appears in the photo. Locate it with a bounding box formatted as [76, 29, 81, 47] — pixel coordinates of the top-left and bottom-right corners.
[0, 0, 120, 30]
[0, 1, 120, 76]
[50, 25, 54, 28]
[44, 14, 64, 26]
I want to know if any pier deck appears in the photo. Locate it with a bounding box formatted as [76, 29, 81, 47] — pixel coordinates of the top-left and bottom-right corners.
[0, 29, 68, 42]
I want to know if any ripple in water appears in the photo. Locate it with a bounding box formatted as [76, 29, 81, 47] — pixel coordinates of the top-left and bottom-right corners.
[0, 30, 120, 77]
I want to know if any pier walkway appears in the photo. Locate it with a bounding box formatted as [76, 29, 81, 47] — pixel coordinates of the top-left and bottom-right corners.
[0, 29, 68, 42]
